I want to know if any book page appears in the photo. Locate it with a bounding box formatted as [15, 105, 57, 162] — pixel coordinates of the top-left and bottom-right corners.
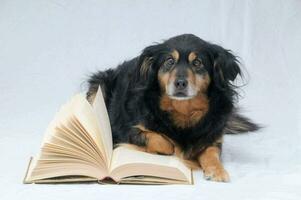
[42, 94, 106, 160]
[71, 94, 109, 164]
[24, 157, 107, 183]
[119, 176, 190, 185]
[92, 86, 113, 165]
[25, 93, 110, 183]
[109, 146, 192, 184]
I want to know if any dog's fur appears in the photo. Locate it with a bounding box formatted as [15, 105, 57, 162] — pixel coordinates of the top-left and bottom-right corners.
[87, 34, 260, 182]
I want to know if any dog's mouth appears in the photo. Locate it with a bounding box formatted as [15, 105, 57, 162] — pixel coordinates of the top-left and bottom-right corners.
[168, 92, 196, 100]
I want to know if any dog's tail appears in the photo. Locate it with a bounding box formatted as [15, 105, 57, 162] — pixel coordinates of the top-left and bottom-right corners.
[224, 113, 261, 134]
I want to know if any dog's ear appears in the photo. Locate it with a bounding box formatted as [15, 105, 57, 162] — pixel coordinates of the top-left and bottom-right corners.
[212, 45, 241, 89]
[136, 43, 164, 82]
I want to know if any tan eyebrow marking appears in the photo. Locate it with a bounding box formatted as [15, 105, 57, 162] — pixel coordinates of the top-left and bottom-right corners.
[171, 50, 180, 62]
[188, 52, 197, 62]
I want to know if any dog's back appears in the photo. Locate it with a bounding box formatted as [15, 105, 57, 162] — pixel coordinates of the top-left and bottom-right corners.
[87, 56, 142, 103]
[87, 68, 115, 104]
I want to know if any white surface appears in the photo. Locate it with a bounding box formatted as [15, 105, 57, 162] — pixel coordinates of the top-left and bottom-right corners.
[0, 0, 301, 199]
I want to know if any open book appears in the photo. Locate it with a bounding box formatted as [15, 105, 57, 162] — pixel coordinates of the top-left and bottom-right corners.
[24, 87, 193, 185]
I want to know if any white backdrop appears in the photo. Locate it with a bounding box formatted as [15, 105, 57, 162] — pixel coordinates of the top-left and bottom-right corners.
[0, 0, 301, 199]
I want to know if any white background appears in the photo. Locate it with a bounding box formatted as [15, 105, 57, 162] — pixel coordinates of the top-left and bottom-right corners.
[0, 0, 301, 199]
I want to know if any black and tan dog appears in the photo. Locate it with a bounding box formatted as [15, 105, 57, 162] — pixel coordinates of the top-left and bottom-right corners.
[87, 34, 259, 182]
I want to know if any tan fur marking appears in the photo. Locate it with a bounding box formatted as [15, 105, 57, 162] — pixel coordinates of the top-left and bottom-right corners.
[171, 50, 180, 62]
[158, 73, 169, 92]
[186, 68, 196, 88]
[214, 61, 225, 81]
[198, 146, 230, 182]
[160, 94, 209, 128]
[158, 68, 177, 92]
[146, 132, 174, 155]
[133, 124, 149, 132]
[195, 73, 210, 93]
[188, 52, 197, 62]
[133, 124, 174, 155]
[140, 57, 153, 77]
[187, 69, 210, 93]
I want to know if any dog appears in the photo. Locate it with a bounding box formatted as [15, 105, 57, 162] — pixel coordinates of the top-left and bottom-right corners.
[86, 34, 260, 182]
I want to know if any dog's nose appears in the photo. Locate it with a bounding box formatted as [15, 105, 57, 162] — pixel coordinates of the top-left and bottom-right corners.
[174, 78, 188, 90]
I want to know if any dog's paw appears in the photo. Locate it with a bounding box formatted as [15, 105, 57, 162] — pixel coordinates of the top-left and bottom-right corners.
[146, 133, 174, 155]
[203, 166, 230, 182]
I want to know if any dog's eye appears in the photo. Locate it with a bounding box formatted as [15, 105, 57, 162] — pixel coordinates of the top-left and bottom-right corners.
[165, 58, 175, 67]
[192, 59, 202, 67]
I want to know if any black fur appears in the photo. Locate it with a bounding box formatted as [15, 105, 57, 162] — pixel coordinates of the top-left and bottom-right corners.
[87, 34, 260, 159]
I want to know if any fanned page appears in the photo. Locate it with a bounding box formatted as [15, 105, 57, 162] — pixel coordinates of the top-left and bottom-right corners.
[109, 146, 192, 184]
[24, 92, 109, 183]
[91, 86, 113, 165]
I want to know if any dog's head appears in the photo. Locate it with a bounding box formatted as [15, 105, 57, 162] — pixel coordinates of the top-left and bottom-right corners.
[137, 34, 241, 99]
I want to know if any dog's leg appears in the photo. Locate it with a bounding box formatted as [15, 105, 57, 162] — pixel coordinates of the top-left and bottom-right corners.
[131, 125, 174, 155]
[197, 144, 229, 182]
[144, 131, 174, 155]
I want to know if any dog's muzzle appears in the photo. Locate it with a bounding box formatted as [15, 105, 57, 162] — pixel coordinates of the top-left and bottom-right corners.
[167, 78, 197, 100]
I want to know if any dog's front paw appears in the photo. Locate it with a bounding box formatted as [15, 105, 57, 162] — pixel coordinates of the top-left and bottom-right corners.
[203, 166, 230, 182]
[146, 133, 174, 155]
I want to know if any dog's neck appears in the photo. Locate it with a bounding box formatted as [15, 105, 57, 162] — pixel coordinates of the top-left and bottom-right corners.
[159, 93, 209, 128]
